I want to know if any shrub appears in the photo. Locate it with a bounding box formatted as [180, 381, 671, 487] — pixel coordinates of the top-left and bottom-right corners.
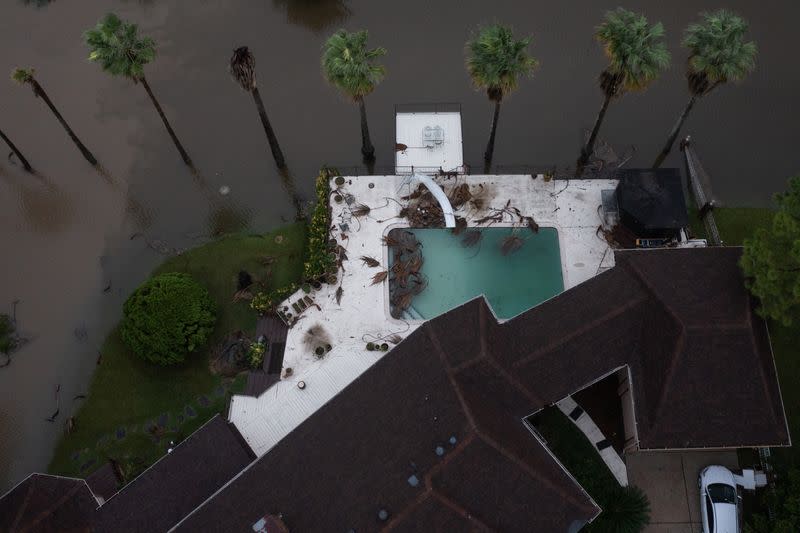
[121, 273, 216, 365]
[247, 339, 267, 369]
[0, 314, 16, 355]
[589, 485, 650, 533]
[251, 283, 298, 314]
[303, 168, 337, 281]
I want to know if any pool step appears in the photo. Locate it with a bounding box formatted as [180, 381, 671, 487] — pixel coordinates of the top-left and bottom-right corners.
[402, 305, 424, 321]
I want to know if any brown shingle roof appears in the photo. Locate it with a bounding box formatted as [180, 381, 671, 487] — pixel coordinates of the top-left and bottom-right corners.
[93, 415, 255, 533]
[173, 301, 599, 532]
[0, 474, 96, 533]
[174, 247, 787, 532]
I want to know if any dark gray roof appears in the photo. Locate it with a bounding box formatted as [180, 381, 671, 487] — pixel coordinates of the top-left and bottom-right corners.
[93, 415, 255, 533]
[0, 474, 96, 532]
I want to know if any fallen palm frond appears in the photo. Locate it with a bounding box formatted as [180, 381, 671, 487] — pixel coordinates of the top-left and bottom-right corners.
[448, 183, 472, 209]
[451, 216, 468, 236]
[500, 235, 524, 256]
[371, 271, 388, 285]
[335, 286, 343, 305]
[461, 230, 482, 248]
[360, 255, 380, 268]
[381, 234, 402, 248]
[387, 334, 403, 344]
[351, 203, 371, 218]
[523, 216, 540, 233]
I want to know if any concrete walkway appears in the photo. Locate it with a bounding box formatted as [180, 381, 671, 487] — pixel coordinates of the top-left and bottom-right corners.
[556, 395, 628, 486]
[627, 450, 739, 532]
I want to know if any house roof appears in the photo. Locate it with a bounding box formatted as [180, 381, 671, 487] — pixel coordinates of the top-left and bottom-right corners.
[173, 247, 788, 533]
[173, 303, 599, 532]
[616, 168, 688, 231]
[0, 474, 96, 533]
[92, 414, 255, 533]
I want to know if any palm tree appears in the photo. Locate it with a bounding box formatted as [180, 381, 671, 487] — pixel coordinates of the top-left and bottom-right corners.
[466, 24, 538, 167]
[11, 68, 98, 166]
[229, 47, 286, 169]
[322, 29, 386, 161]
[653, 11, 756, 168]
[0, 128, 33, 172]
[85, 13, 193, 167]
[576, 8, 669, 176]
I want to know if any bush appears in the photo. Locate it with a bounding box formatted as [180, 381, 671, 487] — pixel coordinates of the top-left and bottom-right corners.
[251, 283, 298, 314]
[121, 273, 216, 365]
[303, 168, 337, 281]
[0, 314, 16, 355]
[247, 339, 267, 369]
[589, 485, 650, 533]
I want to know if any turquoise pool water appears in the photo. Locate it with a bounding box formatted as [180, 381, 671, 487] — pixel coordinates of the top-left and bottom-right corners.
[392, 227, 564, 320]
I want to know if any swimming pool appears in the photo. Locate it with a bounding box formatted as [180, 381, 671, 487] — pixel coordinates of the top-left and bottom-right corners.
[389, 227, 564, 320]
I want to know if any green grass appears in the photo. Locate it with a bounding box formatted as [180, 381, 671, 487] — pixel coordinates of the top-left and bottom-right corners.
[688, 206, 775, 245]
[48, 223, 307, 481]
[531, 408, 621, 528]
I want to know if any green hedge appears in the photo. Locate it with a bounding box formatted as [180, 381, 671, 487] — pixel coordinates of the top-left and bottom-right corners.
[121, 272, 217, 365]
[303, 168, 337, 281]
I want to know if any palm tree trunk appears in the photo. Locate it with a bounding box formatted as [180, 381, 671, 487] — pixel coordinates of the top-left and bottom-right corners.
[653, 95, 698, 168]
[484, 100, 502, 164]
[140, 76, 193, 167]
[0, 128, 33, 172]
[575, 93, 612, 177]
[30, 78, 97, 166]
[357, 96, 375, 161]
[252, 87, 286, 169]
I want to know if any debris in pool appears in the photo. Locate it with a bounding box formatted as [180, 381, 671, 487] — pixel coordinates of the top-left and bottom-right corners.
[219, 185, 230, 195]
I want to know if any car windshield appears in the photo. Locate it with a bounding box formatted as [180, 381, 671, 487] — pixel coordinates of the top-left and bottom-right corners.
[708, 483, 737, 504]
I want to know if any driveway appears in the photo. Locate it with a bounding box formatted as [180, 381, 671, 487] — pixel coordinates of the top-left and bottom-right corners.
[626, 450, 739, 533]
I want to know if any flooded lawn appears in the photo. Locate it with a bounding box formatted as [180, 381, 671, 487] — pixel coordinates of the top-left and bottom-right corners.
[0, 0, 798, 489]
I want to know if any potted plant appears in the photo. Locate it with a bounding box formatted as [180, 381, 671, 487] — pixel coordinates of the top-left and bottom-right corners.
[314, 346, 325, 357]
[301, 283, 312, 294]
[366, 342, 375, 351]
[334, 176, 345, 186]
[380, 343, 389, 351]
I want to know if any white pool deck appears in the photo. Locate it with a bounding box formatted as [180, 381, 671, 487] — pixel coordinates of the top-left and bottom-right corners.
[229, 174, 619, 456]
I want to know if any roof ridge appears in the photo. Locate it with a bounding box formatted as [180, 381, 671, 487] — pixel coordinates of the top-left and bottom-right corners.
[475, 430, 595, 514]
[511, 295, 648, 368]
[429, 488, 495, 532]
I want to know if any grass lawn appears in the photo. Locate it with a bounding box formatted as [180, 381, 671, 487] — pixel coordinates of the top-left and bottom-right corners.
[48, 223, 307, 482]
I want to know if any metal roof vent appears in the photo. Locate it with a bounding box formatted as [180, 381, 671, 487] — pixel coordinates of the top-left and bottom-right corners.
[435, 446, 445, 457]
[378, 509, 389, 521]
[407, 474, 420, 487]
[422, 125, 444, 148]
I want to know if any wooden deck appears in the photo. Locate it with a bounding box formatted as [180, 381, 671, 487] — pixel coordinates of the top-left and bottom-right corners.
[242, 315, 290, 397]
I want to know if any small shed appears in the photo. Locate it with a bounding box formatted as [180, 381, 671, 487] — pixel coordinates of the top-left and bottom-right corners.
[615, 168, 688, 238]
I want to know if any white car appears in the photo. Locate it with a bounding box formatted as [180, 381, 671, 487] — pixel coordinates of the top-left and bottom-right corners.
[699, 465, 741, 533]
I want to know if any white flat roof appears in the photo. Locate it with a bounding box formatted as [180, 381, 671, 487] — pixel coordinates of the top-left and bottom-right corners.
[395, 111, 463, 172]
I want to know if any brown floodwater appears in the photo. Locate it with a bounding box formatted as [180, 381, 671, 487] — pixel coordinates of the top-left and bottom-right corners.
[0, 0, 798, 489]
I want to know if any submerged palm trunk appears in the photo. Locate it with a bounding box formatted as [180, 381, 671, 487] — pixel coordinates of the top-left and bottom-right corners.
[484, 100, 502, 164]
[653, 95, 698, 168]
[0, 128, 33, 172]
[140, 76, 193, 167]
[252, 87, 286, 169]
[29, 78, 97, 166]
[357, 96, 375, 161]
[576, 93, 612, 177]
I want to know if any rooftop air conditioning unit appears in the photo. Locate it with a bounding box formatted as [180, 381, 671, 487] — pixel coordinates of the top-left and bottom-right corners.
[422, 125, 444, 148]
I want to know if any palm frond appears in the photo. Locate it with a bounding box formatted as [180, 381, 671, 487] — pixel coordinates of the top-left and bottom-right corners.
[322, 29, 386, 99]
[360, 255, 380, 268]
[84, 13, 156, 81]
[465, 24, 538, 101]
[230, 46, 257, 91]
[595, 8, 670, 96]
[683, 10, 756, 94]
[370, 270, 388, 285]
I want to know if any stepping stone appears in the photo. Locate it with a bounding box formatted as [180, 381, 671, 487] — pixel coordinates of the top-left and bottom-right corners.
[596, 439, 612, 451]
[197, 395, 210, 407]
[184, 405, 197, 418]
[70, 451, 81, 462]
[80, 458, 97, 473]
[158, 413, 169, 426]
[213, 385, 225, 397]
[115, 427, 126, 440]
